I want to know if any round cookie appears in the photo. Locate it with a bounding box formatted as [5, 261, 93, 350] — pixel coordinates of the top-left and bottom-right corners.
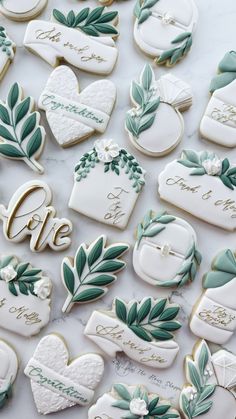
[0, 339, 18, 409]
[0, 0, 47, 22]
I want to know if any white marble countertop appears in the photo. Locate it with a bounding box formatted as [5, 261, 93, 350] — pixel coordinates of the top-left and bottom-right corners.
[0, 0, 235, 418]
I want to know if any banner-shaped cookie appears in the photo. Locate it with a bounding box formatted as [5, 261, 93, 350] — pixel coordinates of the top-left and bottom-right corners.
[179, 340, 236, 419]
[38, 66, 116, 147]
[133, 0, 198, 66]
[158, 149, 236, 231]
[190, 249, 236, 344]
[24, 334, 104, 415]
[0, 180, 72, 252]
[125, 64, 192, 156]
[85, 297, 181, 368]
[24, 6, 118, 74]
[0, 339, 18, 409]
[200, 51, 236, 148]
[89, 384, 180, 419]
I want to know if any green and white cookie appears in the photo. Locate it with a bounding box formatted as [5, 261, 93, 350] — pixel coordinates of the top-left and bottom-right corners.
[0, 339, 18, 409]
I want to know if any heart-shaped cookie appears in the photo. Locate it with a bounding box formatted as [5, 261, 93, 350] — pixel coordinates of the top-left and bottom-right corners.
[24, 334, 104, 415]
[38, 65, 116, 147]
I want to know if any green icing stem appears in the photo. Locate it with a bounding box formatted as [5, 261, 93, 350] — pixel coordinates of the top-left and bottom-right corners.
[210, 51, 236, 92]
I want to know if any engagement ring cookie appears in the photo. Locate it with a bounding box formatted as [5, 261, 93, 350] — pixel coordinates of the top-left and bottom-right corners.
[126, 64, 192, 156]
[179, 340, 236, 419]
[69, 139, 146, 229]
[24, 6, 118, 75]
[133, 209, 201, 288]
[24, 334, 104, 415]
[85, 296, 182, 368]
[0, 27, 15, 81]
[0, 180, 72, 252]
[0, 339, 18, 409]
[0, 0, 47, 21]
[133, 0, 198, 66]
[0, 255, 52, 336]
[200, 51, 236, 147]
[89, 383, 181, 419]
[38, 65, 116, 147]
[190, 249, 236, 344]
[0, 83, 45, 173]
[62, 235, 129, 313]
[158, 149, 236, 230]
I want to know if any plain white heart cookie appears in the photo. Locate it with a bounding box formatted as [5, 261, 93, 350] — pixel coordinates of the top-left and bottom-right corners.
[38, 66, 116, 147]
[24, 334, 104, 415]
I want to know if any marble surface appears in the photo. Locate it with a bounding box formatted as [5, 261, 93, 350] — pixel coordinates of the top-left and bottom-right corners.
[0, 0, 236, 418]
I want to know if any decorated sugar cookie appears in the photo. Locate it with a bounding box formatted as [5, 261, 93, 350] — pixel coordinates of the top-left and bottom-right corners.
[158, 149, 236, 230]
[24, 334, 104, 415]
[190, 249, 236, 344]
[24, 6, 118, 75]
[69, 139, 146, 229]
[85, 296, 182, 368]
[0, 0, 47, 21]
[0, 339, 18, 409]
[0, 180, 72, 252]
[133, 0, 198, 66]
[62, 235, 129, 313]
[126, 64, 192, 156]
[179, 340, 236, 419]
[200, 51, 236, 148]
[0, 255, 52, 337]
[0, 83, 45, 173]
[133, 209, 201, 288]
[89, 383, 181, 419]
[125, 64, 192, 157]
[38, 66, 116, 148]
[0, 27, 15, 81]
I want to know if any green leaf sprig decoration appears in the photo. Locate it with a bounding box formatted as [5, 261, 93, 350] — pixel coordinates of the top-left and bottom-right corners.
[180, 340, 216, 419]
[178, 149, 236, 190]
[115, 297, 181, 342]
[0, 83, 45, 173]
[126, 64, 160, 139]
[203, 249, 236, 289]
[157, 32, 193, 66]
[136, 209, 176, 248]
[112, 384, 180, 418]
[61, 235, 129, 313]
[134, 0, 160, 24]
[0, 26, 15, 59]
[74, 147, 146, 193]
[0, 255, 45, 297]
[173, 243, 202, 288]
[53, 6, 118, 37]
[0, 382, 12, 409]
[209, 51, 236, 93]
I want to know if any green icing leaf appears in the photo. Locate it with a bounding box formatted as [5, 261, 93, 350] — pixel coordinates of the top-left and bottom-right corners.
[0, 144, 24, 158]
[8, 83, 19, 110]
[75, 245, 87, 279]
[136, 209, 175, 247]
[115, 298, 127, 323]
[63, 263, 74, 295]
[112, 400, 130, 409]
[188, 362, 202, 392]
[103, 245, 129, 260]
[0, 383, 13, 408]
[88, 236, 104, 267]
[72, 288, 104, 302]
[134, 0, 159, 24]
[113, 384, 131, 401]
[137, 297, 151, 323]
[129, 324, 152, 341]
[203, 249, 236, 288]
[198, 342, 209, 376]
[157, 32, 193, 66]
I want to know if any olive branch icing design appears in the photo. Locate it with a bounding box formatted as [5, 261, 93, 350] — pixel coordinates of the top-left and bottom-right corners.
[112, 384, 180, 418]
[126, 64, 160, 139]
[203, 249, 236, 289]
[134, 0, 160, 25]
[0, 382, 12, 409]
[62, 235, 129, 313]
[0, 26, 14, 58]
[115, 297, 181, 342]
[0, 83, 45, 173]
[74, 146, 146, 193]
[157, 32, 193, 66]
[136, 210, 202, 288]
[180, 340, 216, 419]
[178, 149, 236, 190]
[53, 6, 118, 37]
[0, 255, 50, 298]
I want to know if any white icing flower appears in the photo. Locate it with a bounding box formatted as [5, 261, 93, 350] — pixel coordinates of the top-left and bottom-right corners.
[33, 277, 51, 300]
[0, 265, 17, 282]
[130, 398, 149, 416]
[94, 139, 120, 163]
[202, 157, 222, 176]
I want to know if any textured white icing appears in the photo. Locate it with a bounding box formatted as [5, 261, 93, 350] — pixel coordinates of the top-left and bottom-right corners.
[38, 66, 116, 147]
[0, 340, 18, 389]
[24, 334, 104, 415]
[24, 20, 118, 74]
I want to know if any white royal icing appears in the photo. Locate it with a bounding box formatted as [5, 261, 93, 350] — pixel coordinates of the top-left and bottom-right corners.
[24, 334, 104, 415]
[24, 18, 118, 74]
[0, 0, 47, 21]
[38, 66, 116, 147]
[0, 339, 18, 398]
[0, 180, 72, 252]
[158, 150, 236, 231]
